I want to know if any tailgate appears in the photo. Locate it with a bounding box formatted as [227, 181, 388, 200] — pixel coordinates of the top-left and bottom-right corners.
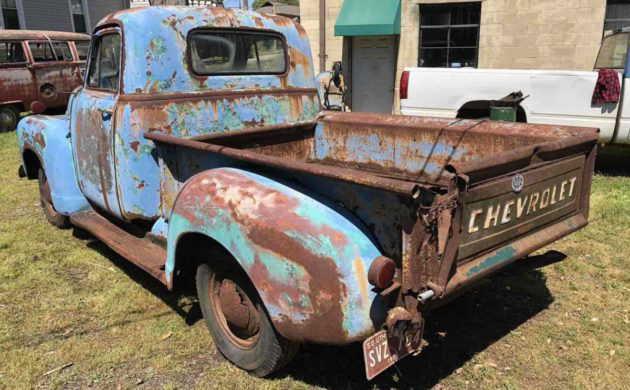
[458, 155, 586, 261]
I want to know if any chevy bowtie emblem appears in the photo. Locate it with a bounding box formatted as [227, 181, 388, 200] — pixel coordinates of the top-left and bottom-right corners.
[512, 174, 524, 193]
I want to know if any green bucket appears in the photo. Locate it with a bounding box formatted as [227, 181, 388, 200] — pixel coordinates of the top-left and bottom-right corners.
[489, 106, 517, 122]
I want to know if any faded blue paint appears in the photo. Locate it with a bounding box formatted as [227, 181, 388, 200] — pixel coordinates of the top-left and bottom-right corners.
[466, 246, 518, 278]
[103, 7, 317, 95]
[17, 115, 90, 215]
[166, 168, 387, 344]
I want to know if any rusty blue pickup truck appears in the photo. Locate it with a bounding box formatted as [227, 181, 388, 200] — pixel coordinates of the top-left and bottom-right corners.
[17, 6, 599, 380]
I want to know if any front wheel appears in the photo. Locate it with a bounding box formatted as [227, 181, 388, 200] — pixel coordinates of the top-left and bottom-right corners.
[0, 105, 19, 132]
[38, 169, 69, 228]
[196, 259, 299, 377]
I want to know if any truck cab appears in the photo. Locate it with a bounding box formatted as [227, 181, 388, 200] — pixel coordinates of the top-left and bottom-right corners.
[17, 6, 598, 380]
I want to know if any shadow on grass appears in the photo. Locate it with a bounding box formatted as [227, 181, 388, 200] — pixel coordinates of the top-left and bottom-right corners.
[81, 235, 554, 390]
[84, 239, 203, 326]
[595, 144, 630, 176]
[280, 270, 554, 390]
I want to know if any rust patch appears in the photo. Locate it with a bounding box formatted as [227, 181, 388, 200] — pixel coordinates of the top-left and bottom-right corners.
[248, 225, 348, 343]
[34, 133, 46, 148]
[289, 46, 312, 78]
[130, 140, 140, 153]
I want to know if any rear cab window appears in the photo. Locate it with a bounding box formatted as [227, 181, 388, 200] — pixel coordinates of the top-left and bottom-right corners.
[87, 33, 121, 92]
[188, 30, 287, 75]
[0, 41, 27, 65]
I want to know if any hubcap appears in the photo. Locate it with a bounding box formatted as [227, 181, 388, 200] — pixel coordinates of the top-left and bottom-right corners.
[0, 109, 16, 130]
[210, 274, 260, 348]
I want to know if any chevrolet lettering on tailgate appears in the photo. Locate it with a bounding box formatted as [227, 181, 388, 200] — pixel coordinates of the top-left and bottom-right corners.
[459, 156, 586, 260]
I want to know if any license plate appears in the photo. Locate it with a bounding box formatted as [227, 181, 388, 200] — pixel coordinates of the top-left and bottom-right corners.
[363, 325, 422, 380]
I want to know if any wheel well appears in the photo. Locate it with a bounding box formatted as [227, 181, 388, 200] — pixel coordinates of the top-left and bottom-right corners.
[457, 100, 527, 122]
[22, 149, 41, 180]
[173, 233, 246, 293]
[1, 102, 25, 113]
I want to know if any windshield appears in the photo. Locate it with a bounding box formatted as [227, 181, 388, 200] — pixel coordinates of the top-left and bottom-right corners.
[595, 32, 629, 69]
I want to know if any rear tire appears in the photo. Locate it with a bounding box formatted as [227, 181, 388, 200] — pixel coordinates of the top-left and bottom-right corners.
[0, 105, 19, 132]
[196, 257, 299, 377]
[38, 169, 69, 228]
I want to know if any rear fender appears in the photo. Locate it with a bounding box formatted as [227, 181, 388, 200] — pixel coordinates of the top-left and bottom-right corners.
[17, 115, 90, 215]
[166, 168, 389, 344]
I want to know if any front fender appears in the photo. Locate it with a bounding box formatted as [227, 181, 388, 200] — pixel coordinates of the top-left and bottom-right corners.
[166, 168, 389, 344]
[17, 115, 90, 215]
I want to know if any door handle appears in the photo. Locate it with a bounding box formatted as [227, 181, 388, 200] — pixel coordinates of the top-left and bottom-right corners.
[98, 108, 112, 121]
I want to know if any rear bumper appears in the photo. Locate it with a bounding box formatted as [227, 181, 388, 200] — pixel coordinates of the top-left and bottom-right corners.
[443, 212, 586, 297]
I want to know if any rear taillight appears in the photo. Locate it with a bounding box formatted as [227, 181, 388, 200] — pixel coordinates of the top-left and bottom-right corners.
[400, 70, 410, 100]
[368, 256, 396, 289]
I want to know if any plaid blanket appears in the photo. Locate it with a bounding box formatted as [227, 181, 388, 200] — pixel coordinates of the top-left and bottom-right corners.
[592, 68, 621, 106]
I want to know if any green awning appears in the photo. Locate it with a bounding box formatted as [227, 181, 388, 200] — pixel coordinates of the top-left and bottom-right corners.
[334, 0, 401, 36]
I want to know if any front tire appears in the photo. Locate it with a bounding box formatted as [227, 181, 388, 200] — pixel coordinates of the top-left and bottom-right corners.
[38, 169, 69, 228]
[0, 105, 19, 132]
[196, 258, 299, 377]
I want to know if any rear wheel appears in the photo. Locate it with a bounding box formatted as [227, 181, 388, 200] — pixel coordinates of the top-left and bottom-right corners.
[0, 105, 19, 132]
[196, 257, 299, 377]
[38, 169, 69, 228]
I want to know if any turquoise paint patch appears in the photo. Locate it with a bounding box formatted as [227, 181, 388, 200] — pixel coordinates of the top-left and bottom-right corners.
[466, 246, 518, 278]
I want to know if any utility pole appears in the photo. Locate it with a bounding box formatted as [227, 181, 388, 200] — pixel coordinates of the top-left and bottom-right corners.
[319, 0, 326, 72]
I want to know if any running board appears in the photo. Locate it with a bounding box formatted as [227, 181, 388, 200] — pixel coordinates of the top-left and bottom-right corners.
[70, 211, 167, 286]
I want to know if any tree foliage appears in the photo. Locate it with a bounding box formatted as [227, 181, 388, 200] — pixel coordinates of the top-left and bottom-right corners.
[252, 0, 299, 9]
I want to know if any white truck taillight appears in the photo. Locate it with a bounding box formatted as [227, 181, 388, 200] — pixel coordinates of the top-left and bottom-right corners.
[400, 70, 410, 100]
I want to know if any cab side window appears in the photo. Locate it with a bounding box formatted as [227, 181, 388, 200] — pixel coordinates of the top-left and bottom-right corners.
[87, 33, 121, 92]
[0, 41, 26, 64]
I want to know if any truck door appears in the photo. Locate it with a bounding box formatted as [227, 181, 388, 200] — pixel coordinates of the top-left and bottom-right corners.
[71, 29, 123, 217]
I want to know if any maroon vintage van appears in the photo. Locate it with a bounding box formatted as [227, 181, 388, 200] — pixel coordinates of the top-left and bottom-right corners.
[0, 30, 90, 132]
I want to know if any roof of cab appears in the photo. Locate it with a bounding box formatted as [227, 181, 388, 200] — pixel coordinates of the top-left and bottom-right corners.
[0, 30, 90, 41]
[96, 5, 302, 32]
[95, 6, 315, 95]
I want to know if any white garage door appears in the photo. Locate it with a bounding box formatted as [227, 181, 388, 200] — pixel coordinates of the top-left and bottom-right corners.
[351, 36, 396, 113]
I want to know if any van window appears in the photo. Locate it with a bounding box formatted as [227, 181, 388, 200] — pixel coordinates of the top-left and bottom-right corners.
[188, 30, 286, 75]
[29, 42, 56, 62]
[87, 33, 121, 92]
[75, 41, 90, 61]
[52, 41, 73, 61]
[0, 41, 26, 64]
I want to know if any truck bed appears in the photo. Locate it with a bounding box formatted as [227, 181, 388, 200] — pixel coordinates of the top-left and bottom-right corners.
[145, 111, 598, 301]
[170, 112, 598, 188]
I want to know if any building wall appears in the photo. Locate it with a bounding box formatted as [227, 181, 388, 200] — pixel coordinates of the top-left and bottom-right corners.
[88, 0, 129, 29]
[3, 0, 128, 32]
[300, 0, 610, 111]
[21, 0, 73, 31]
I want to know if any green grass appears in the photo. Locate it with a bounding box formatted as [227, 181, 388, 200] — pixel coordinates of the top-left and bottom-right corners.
[0, 132, 628, 389]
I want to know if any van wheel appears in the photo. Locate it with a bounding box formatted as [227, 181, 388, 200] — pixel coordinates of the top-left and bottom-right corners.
[0, 105, 19, 132]
[38, 169, 69, 228]
[196, 258, 299, 377]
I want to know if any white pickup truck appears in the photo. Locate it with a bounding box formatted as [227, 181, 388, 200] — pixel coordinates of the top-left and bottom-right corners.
[400, 29, 630, 144]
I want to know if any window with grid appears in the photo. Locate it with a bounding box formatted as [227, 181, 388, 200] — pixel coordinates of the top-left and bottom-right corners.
[418, 2, 481, 68]
[70, 0, 87, 33]
[1, 0, 20, 29]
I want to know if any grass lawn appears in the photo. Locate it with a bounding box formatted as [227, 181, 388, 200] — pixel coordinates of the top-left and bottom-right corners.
[0, 131, 628, 389]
